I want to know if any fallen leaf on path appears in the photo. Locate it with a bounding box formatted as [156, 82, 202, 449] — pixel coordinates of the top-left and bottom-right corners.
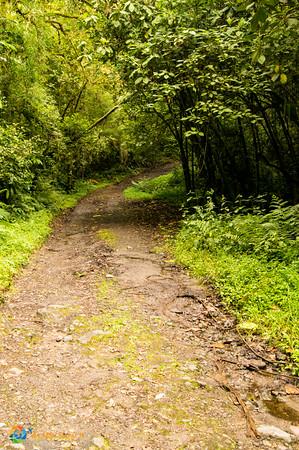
[285, 384, 299, 395]
[211, 342, 225, 349]
[214, 372, 229, 386]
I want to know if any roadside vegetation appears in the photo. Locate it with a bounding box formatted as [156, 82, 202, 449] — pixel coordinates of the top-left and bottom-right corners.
[174, 196, 299, 373]
[123, 168, 185, 203]
[125, 169, 299, 373]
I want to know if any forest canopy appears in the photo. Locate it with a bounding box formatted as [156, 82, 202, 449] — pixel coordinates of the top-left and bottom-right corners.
[0, 0, 298, 206]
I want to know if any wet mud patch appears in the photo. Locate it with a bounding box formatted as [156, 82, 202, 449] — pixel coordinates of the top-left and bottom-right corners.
[264, 397, 299, 425]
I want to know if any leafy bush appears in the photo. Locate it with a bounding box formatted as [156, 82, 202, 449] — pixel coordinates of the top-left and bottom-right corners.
[182, 195, 299, 264]
[0, 124, 42, 203]
[173, 195, 299, 372]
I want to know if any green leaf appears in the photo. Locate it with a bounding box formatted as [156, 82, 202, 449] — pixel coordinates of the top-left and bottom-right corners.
[288, 18, 298, 28]
[255, 7, 268, 23]
[238, 321, 258, 331]
[128, 2, 135, 13]
[135, 77, 143, 85]
[258, 54, 266, 65]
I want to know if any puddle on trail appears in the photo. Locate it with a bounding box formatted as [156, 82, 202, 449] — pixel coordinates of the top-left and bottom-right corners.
[264, 396, 299, 425]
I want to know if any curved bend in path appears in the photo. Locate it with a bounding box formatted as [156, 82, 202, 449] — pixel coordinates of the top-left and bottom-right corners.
[0, 166, 298, 450]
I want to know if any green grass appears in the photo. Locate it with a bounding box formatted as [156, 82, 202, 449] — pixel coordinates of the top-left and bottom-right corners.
[0, 210, 52, 293]
[0, 175, 126, 295]
[123, 167, 185, 204]
[171, 199, 299, 373]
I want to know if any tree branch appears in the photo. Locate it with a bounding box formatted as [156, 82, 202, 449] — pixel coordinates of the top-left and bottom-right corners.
[73, 95, 130, 141]
[50, 12, 79, 19]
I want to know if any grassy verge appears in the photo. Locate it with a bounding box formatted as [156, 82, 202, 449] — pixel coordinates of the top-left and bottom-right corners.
[171, 199, 299, 374]
[123, 167, 185, 204]
[0, 174, 128, 296]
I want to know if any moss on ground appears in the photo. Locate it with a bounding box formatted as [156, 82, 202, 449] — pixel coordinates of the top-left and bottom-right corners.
[70, 279, 238, 449]
[96, 229, 117, 248]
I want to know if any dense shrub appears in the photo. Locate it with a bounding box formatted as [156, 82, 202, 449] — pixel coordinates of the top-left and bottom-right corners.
[0, 125, 42, 203]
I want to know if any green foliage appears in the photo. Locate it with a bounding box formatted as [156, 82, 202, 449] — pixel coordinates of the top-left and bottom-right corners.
[183, 195, 299, 263]
[124, 168, 185, 203]
[101, 0, 299, 200]
[172, 197, 299, 372]
[0, 125, 42, 203]
[0, 0, 133, 208]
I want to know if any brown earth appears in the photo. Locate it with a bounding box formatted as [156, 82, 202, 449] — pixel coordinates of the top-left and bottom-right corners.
[0, 165, 298, 450]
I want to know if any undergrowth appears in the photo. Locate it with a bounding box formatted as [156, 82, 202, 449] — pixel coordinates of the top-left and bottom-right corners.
[172, 194, 299, 373]
[123, 167, 185, 204]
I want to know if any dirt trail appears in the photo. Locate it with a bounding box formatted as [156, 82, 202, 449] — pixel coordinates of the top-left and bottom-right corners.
[0, 166, 298, 450]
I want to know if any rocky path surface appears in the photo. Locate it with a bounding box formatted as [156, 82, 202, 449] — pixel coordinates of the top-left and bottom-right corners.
[0, 166, 298, 450]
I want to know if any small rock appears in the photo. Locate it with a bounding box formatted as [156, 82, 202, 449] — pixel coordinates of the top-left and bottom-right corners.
[8, 367, 24, 377]
[271, 390, 281, 397]
[213, 342, 226, 349]
[261, 440, 272, 448]
[63, 335, 73, 343]
[92, 436, 105, 448]
[242, 358, 267, 369]
[197, 380, 208, 389]
[10, 444, 25, 450]
[36, 307, 48, 318]
[72, 320, 81, 326]
[290, 425, 299, 438]
[0, 359, 7, 366]
[105, 274, 114, 279]
[106, 398, 116, 408]
[131, 376, 143, 382]
[155, 393, 166, 400]
[186, 363, 197, 371]
[257, 425, 292, 443]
